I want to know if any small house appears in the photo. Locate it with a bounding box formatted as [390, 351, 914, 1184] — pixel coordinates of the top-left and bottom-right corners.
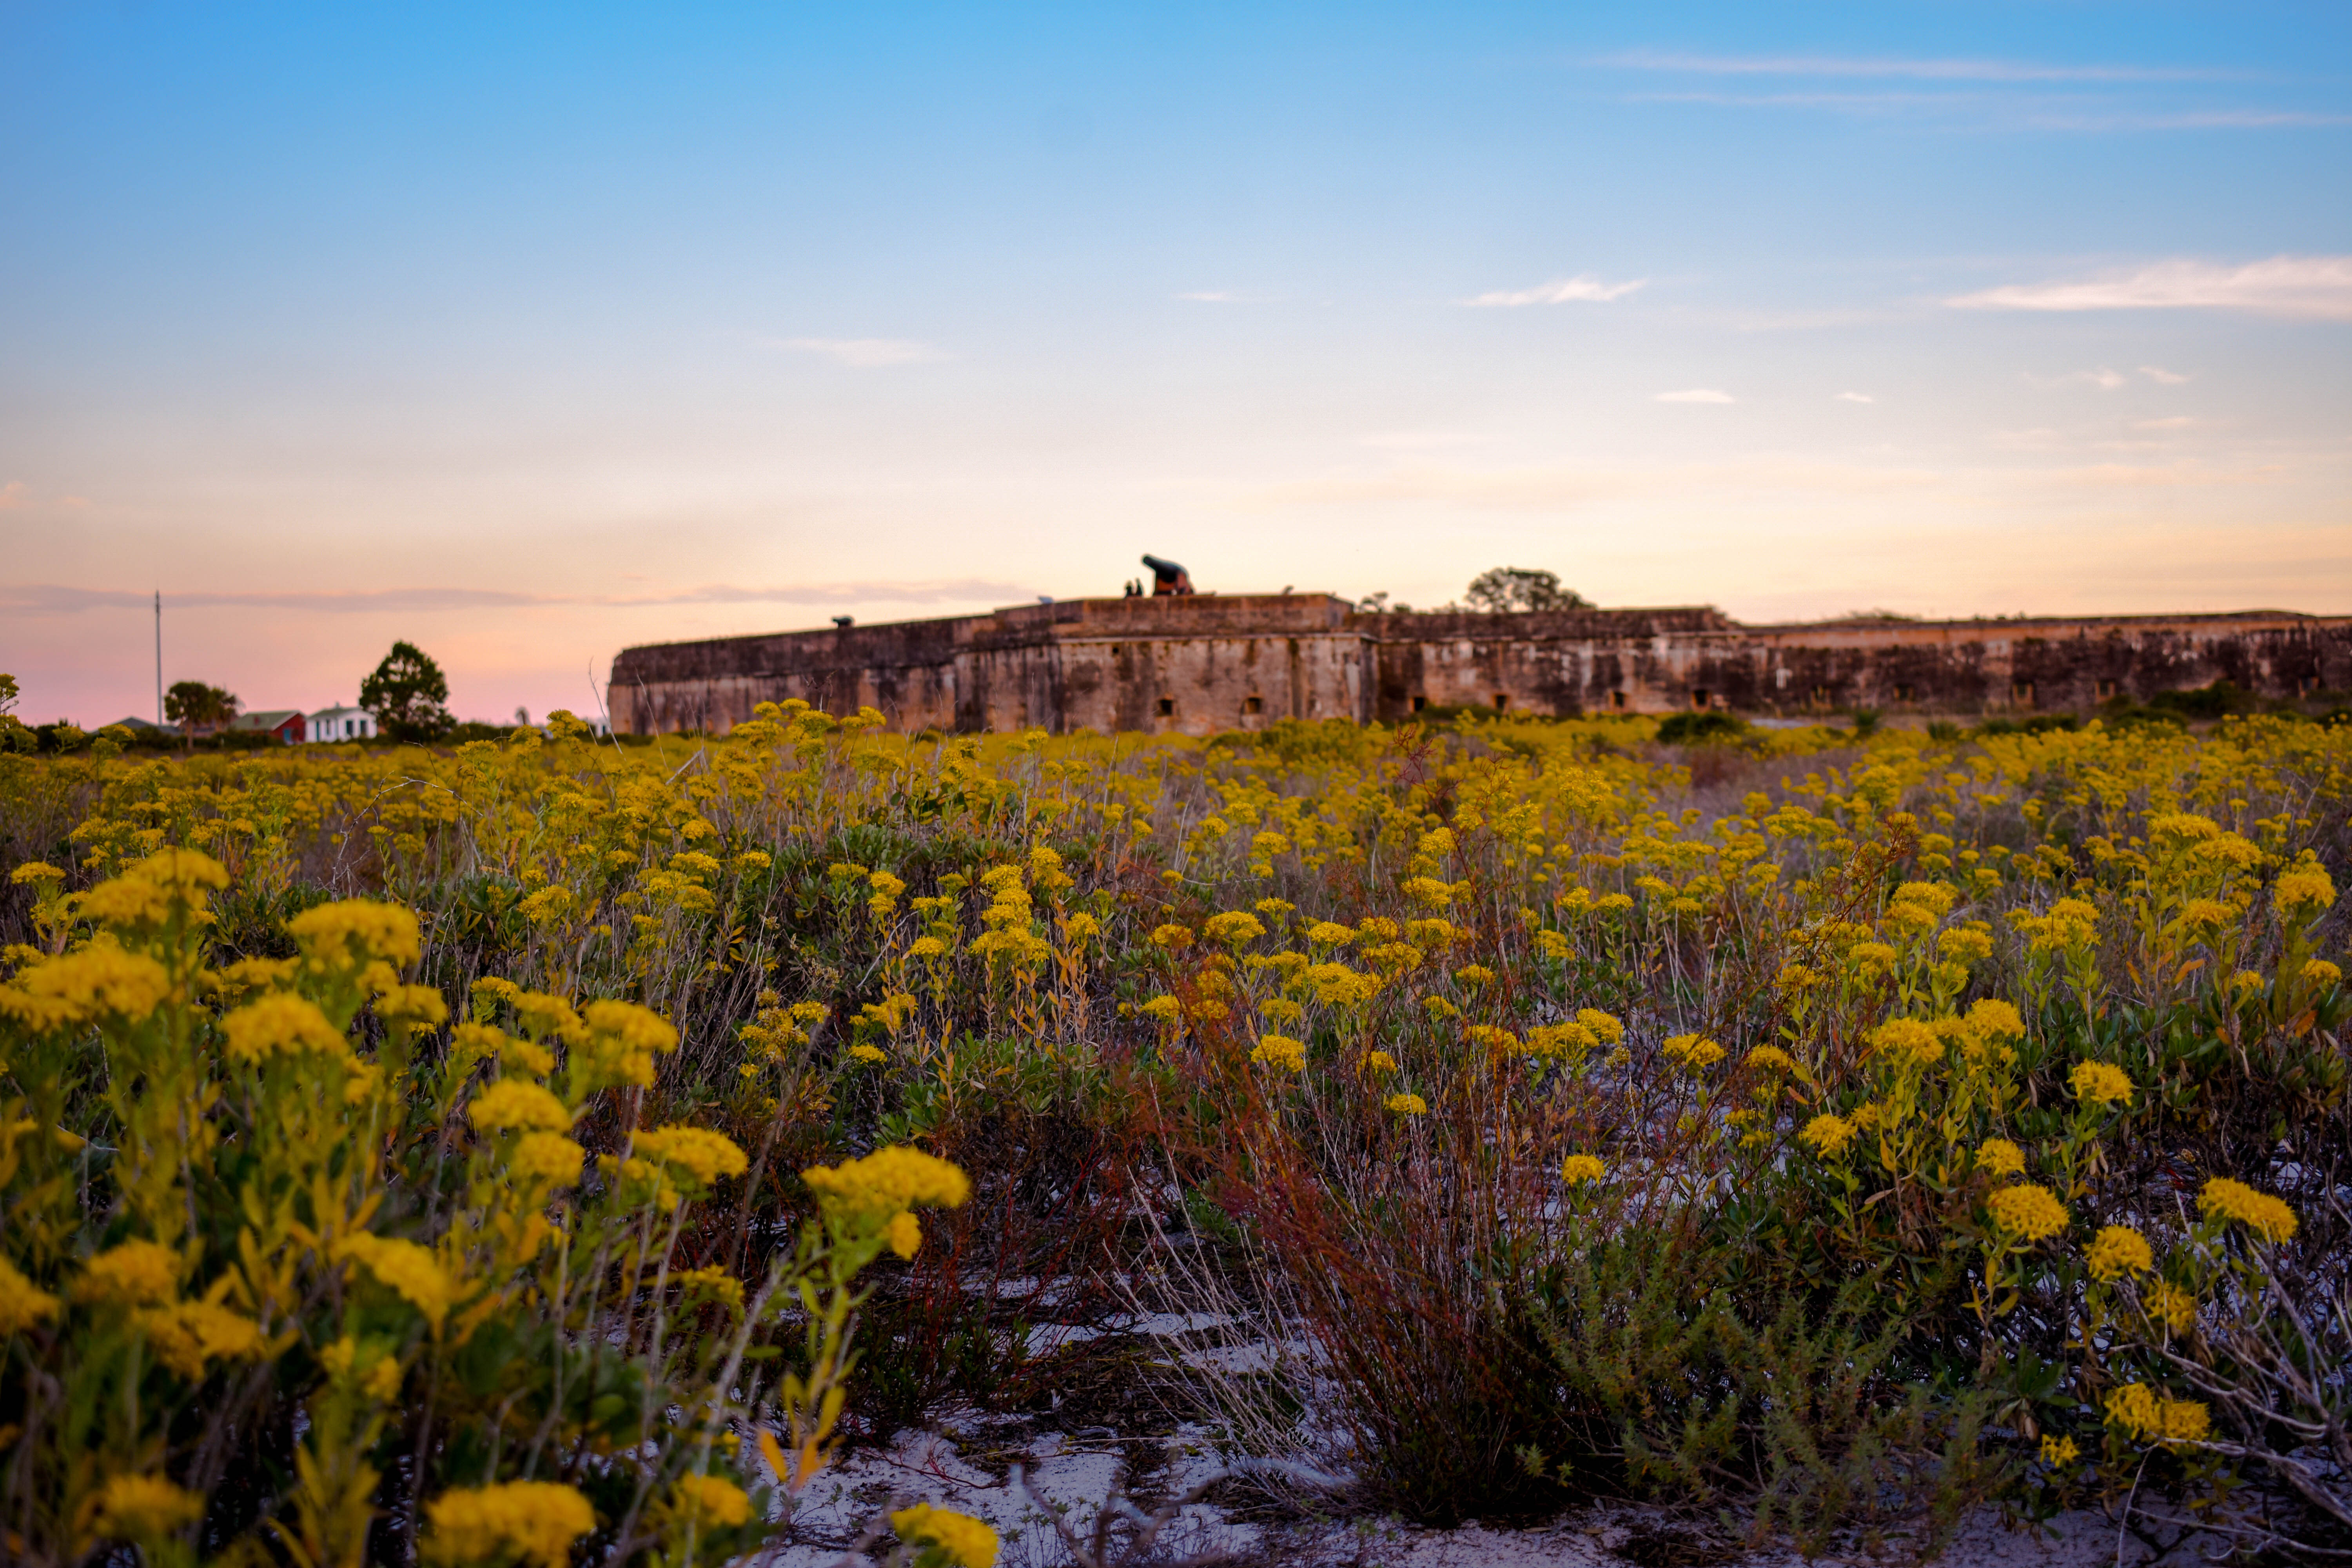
[231, 710, 307, 744]
[306, 705, 376, 742]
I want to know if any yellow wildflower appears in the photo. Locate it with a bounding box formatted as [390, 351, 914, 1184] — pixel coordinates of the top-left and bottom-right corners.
[2040, 1435, 2079, 1469]
[75, 1239, 181, 1307]
[566, 1000, 669, 1085]
[141, 1299, 266, 1379]
[1744, 1045, 1797, 1074]
[891, 1503, 999, 1568]
[1365, 1049, 1397, 1074]
[334, 1234, 454, 1332]
[1303, 921, 1357, 946]
[1989, 1184, 2069, 1241]
[2274, 860, 2335, 918]
[2143, 1279, 2197, 1334]
[1204, 911, 1266, 947]
[0, 1257, 61, 1335]
[1454, 964, 1496, 986]
[510, 1132, 585, 1187]
[423, 1479, 597, 1568]
[2085, 1225, 2154, 1281]
[1577, 1008, 1626, 1045]
[1975, 1139, 2026, 1180]
[0, 942, 171, 1031]
[94, 1472, 205, 1541]
[2069, 1061, 2133, 1107]
[802, 1146, 971, 1224]
[1150, 924, 1194, 950]
[221, 992, 349, 1067]
[671, 1472, 751, 1528]
[2198, 1177, 2296, 1242]
[468, 1080, 572, 1136]
[630, 1126, 749, 1190]
[2105, 1383, 2210, 1446]
[289, 898, 423, 972]
[1799, 1114, 1856, 1158]
[1662, 1034, 1726, 1070]
[886, 1211, 924, 1259]
[1385, 1093, 1427, 1116]
[1250, 1034, 1307, 1072]
[1561, 1154, 1605, 1185]
[1524, 1022, 1598, 1062]
[2303, 959, 2342, 989]
[1869, 1018, 1943, 1071]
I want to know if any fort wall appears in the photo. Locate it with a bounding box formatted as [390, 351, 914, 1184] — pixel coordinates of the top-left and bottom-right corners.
[608, 596, 2352, 736]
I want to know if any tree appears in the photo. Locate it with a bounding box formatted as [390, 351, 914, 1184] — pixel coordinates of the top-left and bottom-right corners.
[359, 641, 454, 742]
[0, 673, 31, 753]
[165, 681, 240, 739]
[1464, 567, 1591, 615]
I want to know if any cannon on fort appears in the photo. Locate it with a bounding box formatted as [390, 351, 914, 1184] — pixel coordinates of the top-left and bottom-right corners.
[1140, 554, 1194, 596]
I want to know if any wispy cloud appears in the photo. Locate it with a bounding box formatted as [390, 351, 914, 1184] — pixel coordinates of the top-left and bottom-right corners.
[1950, 255, 2352, 319]
[2137, 416, 2203, 430]
[1656, 388, 1735, 404]
[1176, 290, 1276, 304]
[772, 338, 943, 367]
[1835, 392, 1875, 404]
[1599, 50, 2230, 84]
[0, 481, 27, 511]
[1460, 274, 1646, 307]
[1, 581, 1036, 615]
[2140, 365, 2192, 385]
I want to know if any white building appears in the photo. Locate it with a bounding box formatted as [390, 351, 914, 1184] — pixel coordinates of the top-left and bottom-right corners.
[306, 705, 376, 742]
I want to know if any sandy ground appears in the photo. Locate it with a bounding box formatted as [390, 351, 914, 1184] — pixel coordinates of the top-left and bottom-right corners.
[755, 1298, 2206, 1568]
[763, 1407, 2174, 1568]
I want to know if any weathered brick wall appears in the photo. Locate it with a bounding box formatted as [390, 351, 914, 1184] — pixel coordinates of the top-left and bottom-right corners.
[609, 599, 2352, 734]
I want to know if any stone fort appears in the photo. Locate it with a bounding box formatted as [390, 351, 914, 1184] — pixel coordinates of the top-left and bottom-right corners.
[609, 592, 2352, 737]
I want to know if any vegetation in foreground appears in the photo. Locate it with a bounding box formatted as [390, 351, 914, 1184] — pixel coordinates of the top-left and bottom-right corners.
[2, 684, 2348, 1564]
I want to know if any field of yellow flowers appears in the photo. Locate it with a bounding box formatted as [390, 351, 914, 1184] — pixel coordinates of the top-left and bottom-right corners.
[2, 697, 2347, 1565]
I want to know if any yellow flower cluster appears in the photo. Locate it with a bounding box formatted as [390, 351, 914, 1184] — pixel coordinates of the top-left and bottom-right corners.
[802, 1145, 972, 1225]
[74, 1239, 181, 1307]
[1987, 1184, 2069, 1241]
[631, 1125, 750, 1189]
[2084, 1224, 2154, 1280]
[1799, 1113, 1857, 1158]
[2105, 1383, 2210, 1446]
[0, 942, 171, 1032]
[669, 1472, 751, 1527]
[1250, 1034, 1307, 1072]
[142, 1298, 265, 1378]
[1385, 1093, 1427, 1116]
[423, 1479, 597, 1568]
[94, 1472, 206, 1541]
[2068, 1060, 2133, 1107]
[1560, 1154, 1605, 1185]
[2197, 1176, 2297, 1242]
[0, 1257, 61, 1334]
[1974, 1139, 2026, 1179]
[1661, 1034, 1725, 1071]
[890, 1502, 999, 1567]
[469, 1080, 572, 1135]
[334, 1234, 454, 1332]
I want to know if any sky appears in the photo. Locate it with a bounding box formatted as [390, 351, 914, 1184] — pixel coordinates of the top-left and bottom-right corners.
[3, 2, 2348, 726]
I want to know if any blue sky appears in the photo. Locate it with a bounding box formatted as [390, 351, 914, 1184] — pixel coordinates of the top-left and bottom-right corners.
[3, 2, 2347, 724]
